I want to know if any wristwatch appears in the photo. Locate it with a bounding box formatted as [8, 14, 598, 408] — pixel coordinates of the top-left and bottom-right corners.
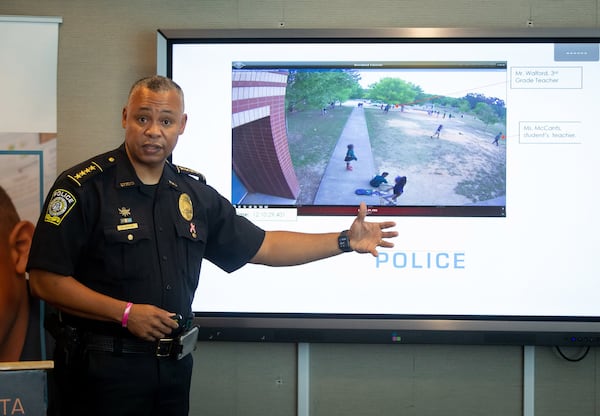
[337, 230, 353, 252]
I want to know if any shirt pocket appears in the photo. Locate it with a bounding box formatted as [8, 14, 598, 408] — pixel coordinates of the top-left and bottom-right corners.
[173, 219, 206, 289]
[102, 225, 153, 280]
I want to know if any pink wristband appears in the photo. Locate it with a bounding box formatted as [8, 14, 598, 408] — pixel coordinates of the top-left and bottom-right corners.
[121, 302, 133, 327]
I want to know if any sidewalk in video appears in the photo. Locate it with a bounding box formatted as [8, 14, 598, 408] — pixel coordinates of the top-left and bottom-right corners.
[313, 106, 378, 205]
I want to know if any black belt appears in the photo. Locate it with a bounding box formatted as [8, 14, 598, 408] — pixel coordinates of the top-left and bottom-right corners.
[83, 333, 182, 358]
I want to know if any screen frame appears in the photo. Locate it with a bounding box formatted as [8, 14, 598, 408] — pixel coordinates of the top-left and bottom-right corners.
[157, 27, 600, 346]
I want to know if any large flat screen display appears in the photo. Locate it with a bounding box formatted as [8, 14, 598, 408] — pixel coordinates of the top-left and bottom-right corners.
[158, 28, 600, 345]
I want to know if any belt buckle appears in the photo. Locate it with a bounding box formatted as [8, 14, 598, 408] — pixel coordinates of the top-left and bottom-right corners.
[156, 338, 175, 357]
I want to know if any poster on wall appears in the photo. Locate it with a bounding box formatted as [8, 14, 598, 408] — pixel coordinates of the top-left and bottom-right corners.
[0, 16, 61, 363]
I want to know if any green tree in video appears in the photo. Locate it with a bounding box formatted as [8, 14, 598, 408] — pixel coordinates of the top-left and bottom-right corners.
[286, 70, 361, 112]
[366, 77, 421, 106]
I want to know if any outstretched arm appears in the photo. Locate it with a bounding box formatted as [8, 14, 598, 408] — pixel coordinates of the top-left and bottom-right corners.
[250, 202, 397, 266]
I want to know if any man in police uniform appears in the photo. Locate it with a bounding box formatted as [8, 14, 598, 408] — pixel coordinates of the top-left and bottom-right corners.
[27, 75, 397, 416]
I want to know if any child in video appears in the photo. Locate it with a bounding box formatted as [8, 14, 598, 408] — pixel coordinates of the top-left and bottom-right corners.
[344, 144, 358, 171]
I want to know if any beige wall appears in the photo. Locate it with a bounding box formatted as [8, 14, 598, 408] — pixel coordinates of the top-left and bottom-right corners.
[2, 1, 599, 415]
[1, 0, 598, 172]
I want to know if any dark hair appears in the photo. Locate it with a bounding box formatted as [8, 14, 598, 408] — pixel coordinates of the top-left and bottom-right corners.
[128, 75, 184, 106]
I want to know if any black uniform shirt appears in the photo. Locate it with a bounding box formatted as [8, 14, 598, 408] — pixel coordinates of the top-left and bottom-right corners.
[27, 144, 265, 334]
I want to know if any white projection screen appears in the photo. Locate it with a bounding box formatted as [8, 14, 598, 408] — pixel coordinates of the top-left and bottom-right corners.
[157, 28, 600, 345]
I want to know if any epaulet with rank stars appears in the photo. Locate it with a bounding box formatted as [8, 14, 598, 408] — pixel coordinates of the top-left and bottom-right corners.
[65, 150, 119, 187]
[173, 164, 207, 184]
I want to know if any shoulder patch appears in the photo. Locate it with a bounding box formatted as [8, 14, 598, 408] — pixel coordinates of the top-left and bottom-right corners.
[174, 164, 207, 184]
[65, 150, 119, 187]
[44, 188, 77, 226]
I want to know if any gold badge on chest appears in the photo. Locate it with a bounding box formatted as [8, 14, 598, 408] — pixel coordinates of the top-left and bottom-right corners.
[178, 193, 193, 221]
